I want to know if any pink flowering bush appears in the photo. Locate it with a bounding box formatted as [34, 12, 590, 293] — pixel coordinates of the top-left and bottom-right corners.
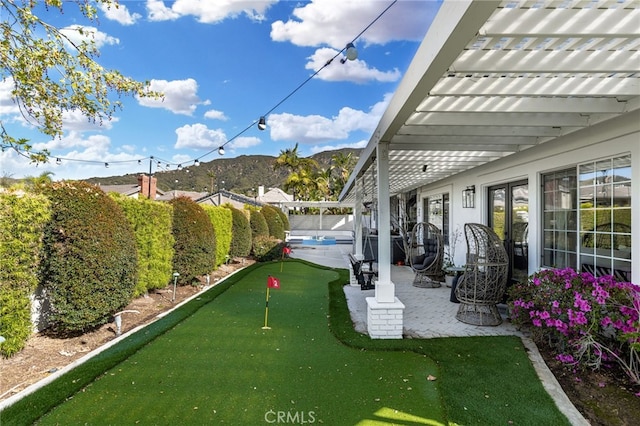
[508, 268, 640, 386]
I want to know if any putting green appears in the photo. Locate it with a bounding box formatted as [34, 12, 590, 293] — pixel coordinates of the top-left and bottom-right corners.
[38, 262, 445, 425]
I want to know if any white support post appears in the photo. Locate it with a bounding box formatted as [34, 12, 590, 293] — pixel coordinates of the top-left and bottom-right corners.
[366, 141, 404, 339]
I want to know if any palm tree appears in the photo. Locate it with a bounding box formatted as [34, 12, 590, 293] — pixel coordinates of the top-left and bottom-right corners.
[274, 143, 319, 201]
[330, 151, 356, 197]
[273, 143, 302, 174]
[314, 167, 333, 201]
[24, 171, 54, 187]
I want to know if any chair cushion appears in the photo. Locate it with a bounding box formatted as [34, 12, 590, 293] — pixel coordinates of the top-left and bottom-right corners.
[412, 254, 425, 265]
[415, 255, 435, 271]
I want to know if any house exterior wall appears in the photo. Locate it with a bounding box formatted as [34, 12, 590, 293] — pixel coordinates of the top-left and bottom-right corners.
[417, 111, 639, 284]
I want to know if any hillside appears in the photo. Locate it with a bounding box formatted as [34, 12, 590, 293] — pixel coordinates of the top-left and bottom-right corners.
[85, 148, 361, 195]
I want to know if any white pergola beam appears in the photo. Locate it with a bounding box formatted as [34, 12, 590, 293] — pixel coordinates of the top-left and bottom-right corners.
[416, 97, 630, 114]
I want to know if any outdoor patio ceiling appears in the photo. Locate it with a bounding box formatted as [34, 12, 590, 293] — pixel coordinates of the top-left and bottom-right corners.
[339, 0, 640, 203]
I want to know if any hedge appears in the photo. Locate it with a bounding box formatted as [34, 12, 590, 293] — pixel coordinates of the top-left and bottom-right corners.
[170, 197, 216, 284]
[110, 194, 175, 296]
[261, 204, 285, 241]
[38, 181, 138, 336]
[226, 205, 251, 258]
[0, 191, 51, 356]
[201, 205, 232, 267]
[248, 208, 269, 239]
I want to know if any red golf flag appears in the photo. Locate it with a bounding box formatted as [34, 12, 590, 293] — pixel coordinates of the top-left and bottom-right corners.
[267, 275, 280, 289]
[283, 246, 292, 255]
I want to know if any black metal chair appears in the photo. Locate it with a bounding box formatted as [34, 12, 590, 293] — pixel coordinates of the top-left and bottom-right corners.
[409, 222, 445, 288]
[455, 223, 509, 326]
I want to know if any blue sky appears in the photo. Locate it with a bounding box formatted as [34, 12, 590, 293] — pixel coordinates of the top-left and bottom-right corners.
[1, 0, 440, 180]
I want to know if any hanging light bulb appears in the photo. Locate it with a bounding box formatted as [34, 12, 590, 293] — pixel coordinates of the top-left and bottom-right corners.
[340, 42, 358, 64]
[194, 159, 200, 166]
[258, 116, 267, 131]
[56, 158, 62, 165]
[105, 162, 109, 168]
[346, 43, 358, 60]
[218, 146, 225, 156]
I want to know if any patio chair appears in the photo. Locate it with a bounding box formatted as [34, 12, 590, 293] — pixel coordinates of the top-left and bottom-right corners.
[409, 222, 445, 288]
[455, 223, 509, 326]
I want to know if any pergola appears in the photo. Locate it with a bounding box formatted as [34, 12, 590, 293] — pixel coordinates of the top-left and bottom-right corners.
[338, 0, 640, 338]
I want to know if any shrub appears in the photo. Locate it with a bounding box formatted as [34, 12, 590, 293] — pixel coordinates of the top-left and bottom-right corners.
[0, 191, 51, 356]
[248, 208, 269, 240]
[110, 194, 175, 296]
[201, 205, 232, 267]
[508, 268, 640, 385]
[170, 197, 216, 284]
[38, 181, 138, 336]
[276, 207, 290, 231]
[252, 235, 283, 262]
[226, 206, 251, 258]
[261, 204, 285, 240]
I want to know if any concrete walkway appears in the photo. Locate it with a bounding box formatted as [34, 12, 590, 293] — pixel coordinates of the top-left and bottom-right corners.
[288, 242, 589, 426]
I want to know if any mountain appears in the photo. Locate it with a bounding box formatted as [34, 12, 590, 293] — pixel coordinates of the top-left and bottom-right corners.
[85, 148, 361, 196]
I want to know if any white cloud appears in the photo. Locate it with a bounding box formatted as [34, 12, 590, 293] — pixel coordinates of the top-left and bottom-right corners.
[309, 139, 368, 154]
[174, 123, 227, 149]
[32, 131, 110, 152]
[100, 3, 142, 25]
[204, 109, 228, 121]
[147, 0, 277, 23]
[59, 25, 119, 49]
[270, 0, 435, 49]
[228, 136, 261, 150]
[0, 132, 145, 180]
[60, 109, 118, 132]
[137, 79, 203, 115]
[268, 94, 391, 143]
[146, 0, 181, 21]
[0, 78, 20, 116]
[306, 47, 401, 83]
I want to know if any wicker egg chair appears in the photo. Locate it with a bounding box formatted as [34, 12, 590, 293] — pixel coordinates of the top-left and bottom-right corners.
[454, 223, 509, 326]
[409, 222, 445, 288]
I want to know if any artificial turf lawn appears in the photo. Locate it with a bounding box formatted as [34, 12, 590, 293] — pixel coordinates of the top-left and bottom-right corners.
[34, 261, 445, 425]
[3, 260, 569, 425]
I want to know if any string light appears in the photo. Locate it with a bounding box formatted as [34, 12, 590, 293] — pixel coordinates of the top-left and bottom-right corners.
[3, 1, 398, 174]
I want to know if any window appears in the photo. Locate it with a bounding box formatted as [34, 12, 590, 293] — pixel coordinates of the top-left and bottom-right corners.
[579, 155, 632, 281]
[542, 169, 578, 269]
[541, 154, 632, 281]
[425, 193, 449, 244]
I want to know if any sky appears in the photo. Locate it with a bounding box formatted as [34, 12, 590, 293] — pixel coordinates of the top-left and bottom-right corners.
[1, 0, 441, 180]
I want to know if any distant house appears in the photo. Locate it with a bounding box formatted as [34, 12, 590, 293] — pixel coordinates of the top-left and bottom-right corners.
[197, 189, 262, 210]
[157, 190, 208, 202]
[98, 175, 164, 200]
[256, 185, 293, 206]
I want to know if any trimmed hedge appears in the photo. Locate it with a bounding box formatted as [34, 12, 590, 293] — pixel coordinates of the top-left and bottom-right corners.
[170, 197, 216, 284]
[276, 207, 290, 231]
[110, 194, 175, 296]
[0, 191, 51, 356]
[38, 181, 138, 336]
[201, 205, 232, 267]
[261, 204, 285, 241]
[226, 205, 251, 258]
[252, 235, 283, 261]
[248, 208, 269, 240]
